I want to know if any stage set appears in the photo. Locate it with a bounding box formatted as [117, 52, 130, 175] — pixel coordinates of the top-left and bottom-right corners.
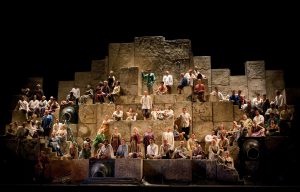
[1, 36, 298, 190]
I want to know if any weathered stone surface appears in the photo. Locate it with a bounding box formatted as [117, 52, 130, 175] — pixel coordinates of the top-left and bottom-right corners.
[192, 122, 214, 142]
[212, 102, 234, 122]
[247, 78, 266, 100]
[109, 43, 134, 76]
[71, 160, 89, 183]
[74, 72, 92, 88]
[134, 36, 192, 94]
[96, 104, 115, 128]
[77, 123, 96, 146]
[193, 56, 211, 87]
[91, 59, 108, 88]
[245, 60, 265, 79]
[173, 101, 192, 119]
[215, 85, 232, 99]
[143, 160, 163, 184]
[154, 94, 176, 104]
[206, 160, 217, 179]
[91, 59, 106, 72]
[192, 160, 207, 182]
[58, 81, 74, 103]
[115, 158, 143, 179]
[212, 69, 230, 86]
[109, 120, 131, 142]
[233, 105, 244, 121]
[266, 70, 285, 101]
[216, 164, 239, 182]
[48, 160, 72, 183]
[134, 36, 190, 59]
[79, 104, 97, 124]
[119, 67, 141, 96]
[175, 93, 192, 102]
[193, 102, 213, 123]
[230, 75, 248, 100]
[163, 159, 192, 182]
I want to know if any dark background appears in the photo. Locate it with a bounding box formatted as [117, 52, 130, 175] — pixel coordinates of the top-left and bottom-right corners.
[0, 4, 298, 130]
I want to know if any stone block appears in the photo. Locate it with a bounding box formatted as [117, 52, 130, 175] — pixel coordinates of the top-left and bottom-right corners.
[109, 120, 131, 142]
[192, 102, 213, 123]
[193, 56, 212, 86]
[58, 81, 74, 103]
[206, 159, 217, 179]
[115, 158, 143, 180]
[212, 102, 234, 122]
[90, 59, 108, 87]
[216, 164, 239, 183]
[71, 159, 89, 183]
[215, 85, 231, 99]
[163, 159, 192, 182]
[109, 43, 134, 74]
[233, 105, 244, 121]
[78, 104, 97, 124]
[154, 94, 176, 104]
[182, 86, 192, 95]
[173, 101, 192, 119]
[230, 75, 248, 100]
[119, 67, 141, 96]
[91, 59, 106, 72]
[192, 160, 207, 182]
[212, 69, 230, 86]
[175, 93, 192, 102]
[143, 159, 163, 184]
[266, 70, 285, 101]
[192, 122, 214, 142]
[134, 36, 192, 94]
[245, 60, 265, 79]
[74, 72, 92, 88]
[77, 123, 96, 145]
[247, 78, 266, 100]
[48, 160, 72, 183]
[96, 103, 115, 128]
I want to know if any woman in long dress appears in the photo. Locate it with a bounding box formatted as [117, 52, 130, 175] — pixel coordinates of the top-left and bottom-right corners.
[130, 127, 142, 155]
[110, 127, 121, 155]
[143, 127, 155, 157]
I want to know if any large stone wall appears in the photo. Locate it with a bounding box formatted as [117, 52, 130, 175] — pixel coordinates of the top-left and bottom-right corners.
[134, 36, 192, 94]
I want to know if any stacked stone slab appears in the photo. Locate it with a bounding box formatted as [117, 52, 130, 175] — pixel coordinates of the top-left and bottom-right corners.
[245, 60, 266, 100]
[211, 68, 231, 98]
[266, 70, 285, 102]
